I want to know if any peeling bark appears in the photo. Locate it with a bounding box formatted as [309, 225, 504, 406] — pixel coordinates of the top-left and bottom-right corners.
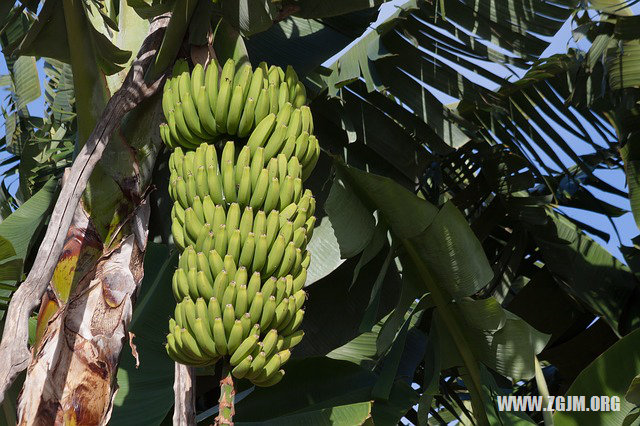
[17, 200, 150, 425]
[173, 364, 196, 426]
[0, 14, 169, 402]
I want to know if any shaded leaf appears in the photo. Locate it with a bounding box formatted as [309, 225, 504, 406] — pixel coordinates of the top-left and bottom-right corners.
[0, 178, 58, 260]
[110, 243, 177, 425]
[236, 401, 372, 426]
[554, 328, 640, 425]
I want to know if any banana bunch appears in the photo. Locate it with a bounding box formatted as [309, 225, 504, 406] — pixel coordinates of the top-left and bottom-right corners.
[159, 58, 308, 150]
[165, 142, 316, 386]
[161, 58, 319, 387]
[168, 141, 316, 250]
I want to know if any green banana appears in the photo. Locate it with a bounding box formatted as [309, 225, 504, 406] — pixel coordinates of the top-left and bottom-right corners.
[213, 269, 229, 301]
[192, 317, 218, 357]
[275, 102, 292, 128]
[222, 160, 236, 203]
[226, 84, 245, 135]
[293, 266, 307, 293]
[254, 370, 284, 387]
[215, 74, 232, 133]
[275, 278, 287, 306]
[283, 65, 296, 94]
[213, 204, 226, 229]
[254, 88, 270, 126]
[265, 209, 281, 248]
[239, 232, 255, 268]
[294, 131, 309, 159]
[280, 221, 294, 246]
[247, 113, 277, 154]
[212, 316, 228, 355]
[196, 85, 218, 136]
[279, 175, 295, 210]
[263, 123, 288, 161]
[261, 277, 276, 300]
[239, 206, 254, 242]
[235, 284, 248, 318]
[260, 296, 277, 329]
[237, 166, 252, 207]
[240, 313, 252, 339]
[190, 63, 205, 97]
[265, 234, 286, 276]
[230, 332, 259, 366]
[280, 330, 304, 349]
[207, 165, 225, 205]
[247, 351, 267, 380]
[248, 291, 264, 323]
[285, 108, 301, 139]
[237, 97, 256, 138]
[253, 233, 268, 272]
[174, 102, 200, 144]
[227, 319, 244, 353]
[300, 106, 313, 134]
[226, 202, 241, 232]
[227, 229, 241, 264]
[247, 272, 261, 302]
[191, 195, 205, 224]
[246, 66, 264, 104]
[205, 144, 218, 172]
[268, 65, 280, 87]
[253, 210, 267, 236]
[263, 177, 280, 213]
[249, 169, 269, 210]
[222, 280, 237, 307]
[205, 60, 219, 111]
[223, 303, 236, 335]
[196, 270, 213, 299]
[278, 82, 289, 110]
[293, 82, 306, 108]
[172, 219, 186, 250]
[202, 195, 215, 224]
[232, 354, 253, 378]
[178, 73, 207, 138]
[208, 250, 225, 278]
[234, 63, 253, 99]
[185, 172, 197, 204]
[208, 296, 222, 321]
[224, 254, 237, 281]
[261, 329, 278, 358]
[303, 138, 320, 181]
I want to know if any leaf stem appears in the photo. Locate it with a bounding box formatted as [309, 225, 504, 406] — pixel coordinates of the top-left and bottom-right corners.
[402, 238, 489, 426]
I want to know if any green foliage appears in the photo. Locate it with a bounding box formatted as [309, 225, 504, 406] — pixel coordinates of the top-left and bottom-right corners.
[2, 0, 640, 425]
[554, 328, 640, 425]
[0, 178, 58, 312]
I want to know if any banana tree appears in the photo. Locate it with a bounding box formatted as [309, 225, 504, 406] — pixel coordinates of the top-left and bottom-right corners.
[0, 0, 639, 425]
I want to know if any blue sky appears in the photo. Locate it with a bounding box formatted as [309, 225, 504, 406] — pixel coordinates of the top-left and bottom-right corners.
[0, 2, 637, 262]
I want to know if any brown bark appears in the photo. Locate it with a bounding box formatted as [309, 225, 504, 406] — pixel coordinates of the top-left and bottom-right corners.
[173, 364, 196, 426]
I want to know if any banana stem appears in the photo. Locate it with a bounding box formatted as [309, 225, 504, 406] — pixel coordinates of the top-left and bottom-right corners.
[215, 364, 235, 425]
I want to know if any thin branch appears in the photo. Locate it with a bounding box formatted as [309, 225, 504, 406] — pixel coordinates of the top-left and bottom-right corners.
[0, 12, 171, 402]
[215, 365, 235, 426]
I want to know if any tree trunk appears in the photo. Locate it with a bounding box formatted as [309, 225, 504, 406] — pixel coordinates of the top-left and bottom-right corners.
[18, 201, 149, 424]
[8, 13, 170, 423]
[173, 364, 196, 425]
